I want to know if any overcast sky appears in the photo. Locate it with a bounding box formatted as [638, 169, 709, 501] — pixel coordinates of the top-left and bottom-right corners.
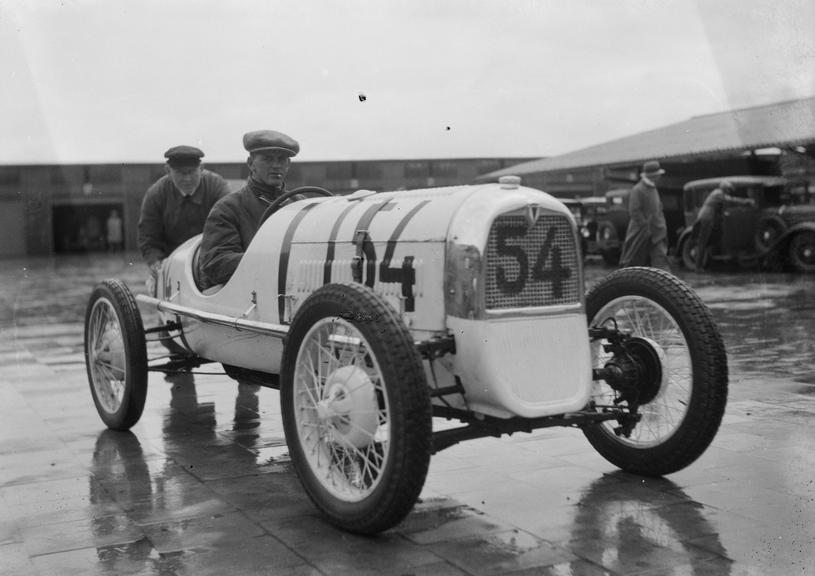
[1, 0, 813, 165]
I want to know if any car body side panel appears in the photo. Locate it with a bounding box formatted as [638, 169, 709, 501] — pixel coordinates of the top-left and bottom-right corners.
[720, 206, 759, 250]
[153, 182, 596, 418]
[158, 187, 478, 370]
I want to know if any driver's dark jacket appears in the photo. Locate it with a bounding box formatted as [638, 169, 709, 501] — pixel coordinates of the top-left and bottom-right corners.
[198, 179, 297, 289]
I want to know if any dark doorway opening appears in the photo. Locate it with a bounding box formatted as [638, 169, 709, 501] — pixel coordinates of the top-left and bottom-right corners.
[53, 203, 124, 253]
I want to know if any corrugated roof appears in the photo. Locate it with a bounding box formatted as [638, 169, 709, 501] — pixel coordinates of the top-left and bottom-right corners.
[482, 96, 815, 179]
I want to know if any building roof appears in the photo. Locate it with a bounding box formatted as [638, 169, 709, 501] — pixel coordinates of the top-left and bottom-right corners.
[482, 96, 815, 179]
[683, 175, 789, 189]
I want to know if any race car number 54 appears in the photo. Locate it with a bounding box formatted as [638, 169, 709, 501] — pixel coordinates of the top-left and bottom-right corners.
[495, 223, 571, 298]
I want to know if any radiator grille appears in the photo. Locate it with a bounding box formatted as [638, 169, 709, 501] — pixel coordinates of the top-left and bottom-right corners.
[485, 213, 580, 309]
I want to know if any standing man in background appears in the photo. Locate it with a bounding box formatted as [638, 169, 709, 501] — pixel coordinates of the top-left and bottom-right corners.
[138, 145, 230, 291]
[619, 160, 671, 271]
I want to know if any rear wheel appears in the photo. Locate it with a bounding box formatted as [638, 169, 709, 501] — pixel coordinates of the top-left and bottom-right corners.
[788, 230, 815, 273]
[584, 267, 728, 476]
[84, 279, 148, 430]
[281, 282, 432, 534]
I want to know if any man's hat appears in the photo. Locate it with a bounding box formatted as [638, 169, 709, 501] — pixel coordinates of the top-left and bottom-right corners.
[243, 130, 299, 157]
[164, 145, 204, 167]
[642, 160, 665, 176]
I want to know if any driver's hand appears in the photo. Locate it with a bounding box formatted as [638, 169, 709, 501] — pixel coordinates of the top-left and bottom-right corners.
[149, 259, 163, 278]
[145, 275, 156, 297]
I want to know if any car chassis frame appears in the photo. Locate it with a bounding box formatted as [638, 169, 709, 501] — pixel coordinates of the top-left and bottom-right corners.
[139, 302, 647, 454]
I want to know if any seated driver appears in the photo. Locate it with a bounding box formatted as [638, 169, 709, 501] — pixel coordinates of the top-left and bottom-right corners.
[198, 129, 301, 290]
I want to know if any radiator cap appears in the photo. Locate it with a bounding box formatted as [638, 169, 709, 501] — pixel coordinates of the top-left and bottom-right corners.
[498, 175, 521, 189]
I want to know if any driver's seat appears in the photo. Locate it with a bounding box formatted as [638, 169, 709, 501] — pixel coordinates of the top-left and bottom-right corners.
[191, 241, 223, 295]
[191, 242, 205, 291]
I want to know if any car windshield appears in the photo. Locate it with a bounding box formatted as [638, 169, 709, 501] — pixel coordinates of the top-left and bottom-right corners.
[761, 185, 785, 206]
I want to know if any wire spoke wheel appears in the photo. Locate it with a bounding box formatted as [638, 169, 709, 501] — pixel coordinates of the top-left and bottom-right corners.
[84, 279, 147, 430]
[281, 282, 431, 534]
[88, 298, 127, 412]
[294, 317, 389, 501]
[590, 296, 692, 447]
[584, 267, 728, 476]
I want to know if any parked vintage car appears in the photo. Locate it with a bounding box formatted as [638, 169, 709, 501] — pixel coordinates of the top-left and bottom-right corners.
[84, 177, 728, 535]
[558, 196, 610, 260]
[558, 197, 587, 255]
[595, 188, 631, 264]
[579, 196, 609, 259]
[558, 197, 596, 258]
[677, 176, 815, 272]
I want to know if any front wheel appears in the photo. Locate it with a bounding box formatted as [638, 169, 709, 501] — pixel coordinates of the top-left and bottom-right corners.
[584, 267, 728, 476]
[84, 279, 148, 430]
[787, 230, 815, 273]
[754, 216, 786, 251]
[280, 282, 432, 534]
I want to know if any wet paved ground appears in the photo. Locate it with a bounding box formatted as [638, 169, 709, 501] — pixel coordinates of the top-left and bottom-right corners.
[1, 253, 814, 575]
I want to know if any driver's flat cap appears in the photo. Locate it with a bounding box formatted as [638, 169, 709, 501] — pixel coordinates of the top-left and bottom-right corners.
[243, 130, 299, 157]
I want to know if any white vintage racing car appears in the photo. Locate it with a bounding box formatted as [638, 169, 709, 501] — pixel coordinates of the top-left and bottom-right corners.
[84, 177, 728, 534]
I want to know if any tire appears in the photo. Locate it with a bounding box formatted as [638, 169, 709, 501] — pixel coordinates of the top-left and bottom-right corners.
[754, 216, 786, 251]
[84, 279, 148, 430]
[280, 282, 432, 534]
[787, 230, 815, 273]
[583, 267, 728, 476]
[679, 238, 698, 270]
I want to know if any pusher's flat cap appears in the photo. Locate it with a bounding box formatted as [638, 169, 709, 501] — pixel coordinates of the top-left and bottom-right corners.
[164, 145, 204, 167]
[243, 130, 299, 156]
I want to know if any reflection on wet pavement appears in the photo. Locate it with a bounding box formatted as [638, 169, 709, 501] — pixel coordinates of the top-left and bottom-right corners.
[0, 253, 813, 575]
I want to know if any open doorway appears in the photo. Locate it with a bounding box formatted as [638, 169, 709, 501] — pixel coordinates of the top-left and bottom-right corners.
[53, 203, 124, 253]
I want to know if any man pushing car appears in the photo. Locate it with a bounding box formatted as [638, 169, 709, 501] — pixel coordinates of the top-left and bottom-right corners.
[137, 145, 230, 293]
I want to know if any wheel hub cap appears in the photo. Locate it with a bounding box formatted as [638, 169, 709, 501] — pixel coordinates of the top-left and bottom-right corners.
[319, 366, 378, 448]
[97, 328, 126, 377]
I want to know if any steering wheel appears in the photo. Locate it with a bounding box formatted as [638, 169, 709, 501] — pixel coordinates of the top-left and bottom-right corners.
[260, 186, 333, 224]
